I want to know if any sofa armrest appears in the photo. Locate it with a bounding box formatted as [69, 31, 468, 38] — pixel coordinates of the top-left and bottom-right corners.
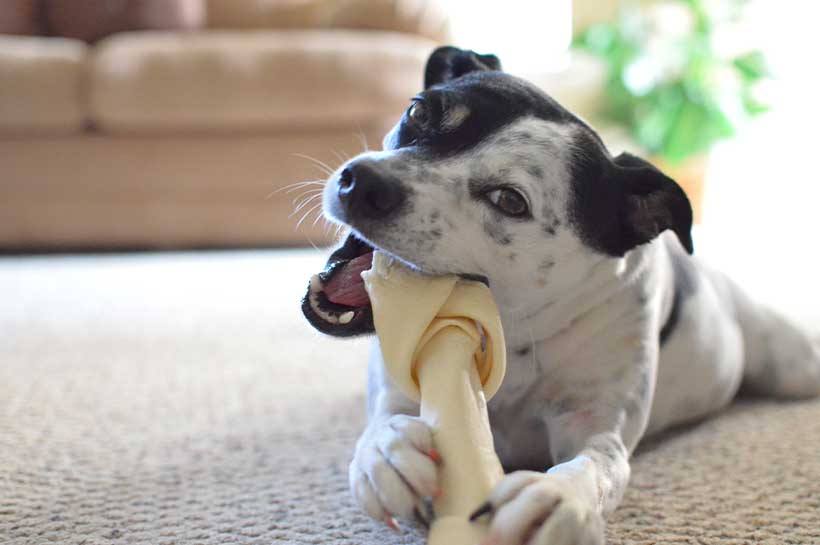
[206, 0, 450, 43]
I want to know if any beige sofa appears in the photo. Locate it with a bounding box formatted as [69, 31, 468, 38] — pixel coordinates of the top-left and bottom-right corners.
[0, 0, 448, 249]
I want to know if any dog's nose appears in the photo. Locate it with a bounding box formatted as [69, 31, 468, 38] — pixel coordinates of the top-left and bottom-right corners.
[337, 163, 405, 220]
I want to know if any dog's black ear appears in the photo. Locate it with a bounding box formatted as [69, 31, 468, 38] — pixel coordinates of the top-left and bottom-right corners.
[424, 46, 501, 89]
[612, 153, 694, 255]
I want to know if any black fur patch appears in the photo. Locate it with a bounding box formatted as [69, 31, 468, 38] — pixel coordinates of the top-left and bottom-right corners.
[392, 71, 577, 157]
[659, 238, 698, 345]
[568, 133, 694, 257]
[425, 46, 502, 89]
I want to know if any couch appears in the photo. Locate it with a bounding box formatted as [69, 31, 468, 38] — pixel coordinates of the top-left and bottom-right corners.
[0, 0, 449, 249]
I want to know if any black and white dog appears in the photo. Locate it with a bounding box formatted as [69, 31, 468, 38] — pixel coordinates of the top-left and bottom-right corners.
[302, 47, 820, 545]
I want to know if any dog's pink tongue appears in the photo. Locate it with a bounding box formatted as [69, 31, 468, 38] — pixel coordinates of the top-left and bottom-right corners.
[324, 252, 374, 307]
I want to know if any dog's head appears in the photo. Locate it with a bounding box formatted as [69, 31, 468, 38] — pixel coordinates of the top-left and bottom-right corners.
[303, 46, 693, 337]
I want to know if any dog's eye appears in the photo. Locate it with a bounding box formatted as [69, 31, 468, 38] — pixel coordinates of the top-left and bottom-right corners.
[486, 188, 529, 217]
[407, 100, 430, 128]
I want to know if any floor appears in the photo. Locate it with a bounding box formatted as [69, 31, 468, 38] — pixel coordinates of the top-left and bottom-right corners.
[1, 250, 819, 545]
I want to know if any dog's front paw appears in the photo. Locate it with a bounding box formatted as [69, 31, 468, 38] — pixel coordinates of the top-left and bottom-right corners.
[349, 414, 441, 530]
[473, 471, 605, 545]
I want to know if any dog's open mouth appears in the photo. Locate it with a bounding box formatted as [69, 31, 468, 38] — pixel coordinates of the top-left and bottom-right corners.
[302, 233, 377, 337]
[302, 232, 491, 337]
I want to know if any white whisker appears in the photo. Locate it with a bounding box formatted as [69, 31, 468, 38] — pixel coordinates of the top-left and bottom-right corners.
[331, 149, 349, 164]
[355, 128, 370, 152]
[292, 153, 337, 176]
[290, 193, 323, 217]
[283, 182, 325, 195]
[269, 179, 325, 198]
[291, 188, 323, 206]
[295, 202, 324, 230]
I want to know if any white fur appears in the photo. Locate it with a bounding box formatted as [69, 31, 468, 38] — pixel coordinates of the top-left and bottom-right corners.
[327, 117, 820, 543]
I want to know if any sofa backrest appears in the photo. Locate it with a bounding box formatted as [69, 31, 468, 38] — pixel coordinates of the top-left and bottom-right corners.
[206, 0, 450, 43]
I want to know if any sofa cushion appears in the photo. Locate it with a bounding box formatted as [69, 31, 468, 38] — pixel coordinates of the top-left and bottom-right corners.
[206, 0, 449, 43]
[90, 30, 434, 133]
[207, 0, 333, 29]
[330, 0, 450, 43]
[0, 0, 42, 36]
[0, 35, 87, 133]
[43, 0, 205, 43]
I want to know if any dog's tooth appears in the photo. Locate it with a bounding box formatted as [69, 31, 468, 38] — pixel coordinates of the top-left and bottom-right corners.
[310, 274, 323, 291]
[339, 311, 355, 324]
[317, 308, 338, 323]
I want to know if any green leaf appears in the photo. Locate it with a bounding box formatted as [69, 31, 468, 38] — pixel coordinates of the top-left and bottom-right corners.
[732, 51, 769, 81]
[571, 0, 768, 162]
[741, 88, 771, 115]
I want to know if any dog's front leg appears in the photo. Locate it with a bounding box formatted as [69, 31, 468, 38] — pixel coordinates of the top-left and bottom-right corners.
[348, 341, 441, 530]
[475, 365, 653, 545]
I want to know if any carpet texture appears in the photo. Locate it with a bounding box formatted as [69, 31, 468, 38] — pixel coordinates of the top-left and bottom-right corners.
[1, 251, 819, 545]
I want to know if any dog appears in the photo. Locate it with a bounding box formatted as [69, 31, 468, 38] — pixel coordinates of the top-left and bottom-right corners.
[301, 46, 820, 545]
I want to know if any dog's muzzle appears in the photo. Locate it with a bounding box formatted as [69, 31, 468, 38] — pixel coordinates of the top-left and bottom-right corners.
[336, 162, 406, 223]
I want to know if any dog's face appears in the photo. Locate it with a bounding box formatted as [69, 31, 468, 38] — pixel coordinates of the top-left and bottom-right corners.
[303, 47, 693, 337]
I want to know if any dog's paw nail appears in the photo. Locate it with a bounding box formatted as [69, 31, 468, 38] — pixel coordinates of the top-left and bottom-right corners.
[413, 507, 430, 529]
[385, 516, 403, 534]
[428, 448, 442, 464]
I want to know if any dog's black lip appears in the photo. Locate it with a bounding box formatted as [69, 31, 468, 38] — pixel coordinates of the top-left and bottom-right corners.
[300, 293, 374, 337]
[301, 232, 376, 338]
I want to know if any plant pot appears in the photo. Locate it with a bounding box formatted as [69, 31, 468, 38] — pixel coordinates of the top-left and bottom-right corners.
[653, 155, 708, 225]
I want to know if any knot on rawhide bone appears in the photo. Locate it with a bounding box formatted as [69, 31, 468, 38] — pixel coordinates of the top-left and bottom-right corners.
[361, 253, 506, 403]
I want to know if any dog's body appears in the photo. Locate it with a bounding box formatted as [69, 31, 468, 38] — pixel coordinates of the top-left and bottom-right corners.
[303, 47, 820, 544]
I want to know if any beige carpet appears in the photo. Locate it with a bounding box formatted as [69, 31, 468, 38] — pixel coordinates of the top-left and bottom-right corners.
[1, 251, 819, 545]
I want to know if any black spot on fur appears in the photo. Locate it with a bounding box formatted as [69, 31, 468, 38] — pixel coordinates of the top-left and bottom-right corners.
[483, 221, 513, 245]
[526, 165, 544, 179]
[659, 237, 698, 345]
[515, 346, 531, 357]
[541, 216, 560, 236]
[429, 210, 441, 222]
[539, 258, 555, 272]
[430, 228, 442, 238]
[508, 252, 517, 262]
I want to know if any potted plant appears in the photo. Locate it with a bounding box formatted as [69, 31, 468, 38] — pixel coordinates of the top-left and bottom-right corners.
[573, 0, 768, 222]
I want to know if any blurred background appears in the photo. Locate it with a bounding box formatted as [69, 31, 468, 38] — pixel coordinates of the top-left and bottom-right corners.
[2, 3, 820, 543]
[0, 0, 818, 315]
